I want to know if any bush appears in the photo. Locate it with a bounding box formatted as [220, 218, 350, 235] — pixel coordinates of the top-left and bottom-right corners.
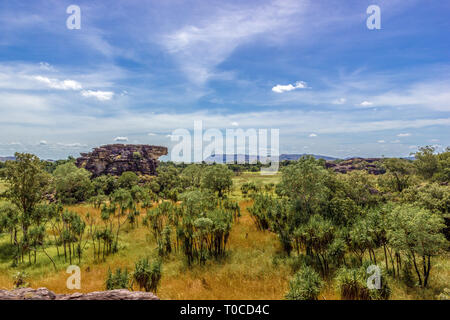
[133, 258, 162, 293]
[105, 268, 130, 290]
[13, 271, 29, 288]
[336, 264, 391, 300]
[118, 171, 139, 189]
[285, 266, 323, 300]
[54, 163, 94, 204]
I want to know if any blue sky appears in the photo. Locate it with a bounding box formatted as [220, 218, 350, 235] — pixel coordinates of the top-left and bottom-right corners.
[0, 0, 449, 160]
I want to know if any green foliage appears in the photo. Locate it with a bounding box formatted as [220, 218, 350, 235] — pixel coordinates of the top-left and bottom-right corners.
[133, 257, 162, 293]
[106, 268, 130, 290]
[387, 204, 448, 287]
[92, 174, 118, 196]
[118, 171, 139, 189]
[201, 165, 233, 198]
[414, 146, 439, 180]
[54, 162, 94, 204]
[381, 158, 414, 192]
[285, 266, 323, 300]
[335, 264, 391, 300]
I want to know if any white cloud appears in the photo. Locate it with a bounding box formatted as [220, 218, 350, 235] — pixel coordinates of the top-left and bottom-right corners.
[309, 133, 317, 137]
[360, 101, 373, 107]
[272, 81, 308, 93]
[332, 98, 346, 105]
[39, 62, 54, 71]
[377, 140, 385, 143]
[81, 90, 114, 101]
[391, 140, 401, 143]
[39, 140, 48, 145]
[231, 122, 239, 127]
[163, 1, 305, 85]
[33, 76, 82, 90]
[147, 132, 156, 136]
[113, 137, 128, 142]
[56, 142, 87, 148]
[397, 133, 411, 137]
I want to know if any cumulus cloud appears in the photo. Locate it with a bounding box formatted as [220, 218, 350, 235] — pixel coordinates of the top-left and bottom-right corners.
[397, 133, 411, 137]
[377, 140, 385, 143]
[114, 136, 128, 142]
[33, 76, 82, 90]
[309, 133, 317, 137]
[360, 101, 373, 106]
[231, 122, 239, 127]
[81, 90, 114, 101]
[39, 140, 48, 145]
[147, 132, 156, 136]
[272, 81, 308, 93]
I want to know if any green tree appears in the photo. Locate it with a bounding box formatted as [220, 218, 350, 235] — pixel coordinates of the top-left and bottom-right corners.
[2, 153, 51, 264]
[414, 146, 439, 180]
[54, 162, 94, 204]
[387, 204, 448, 287]
[201, 165, 233, 198]
[118, 171, 139, 189]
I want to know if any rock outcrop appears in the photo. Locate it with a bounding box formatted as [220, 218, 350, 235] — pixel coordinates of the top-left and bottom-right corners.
[76, 144, 168, 177]
[0, 288, 159, 300]
[325, 158, 385, 175]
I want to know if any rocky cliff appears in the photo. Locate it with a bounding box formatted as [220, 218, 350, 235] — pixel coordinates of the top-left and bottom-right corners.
[76, 144, 168, 177]
[0, 287, 159, 300]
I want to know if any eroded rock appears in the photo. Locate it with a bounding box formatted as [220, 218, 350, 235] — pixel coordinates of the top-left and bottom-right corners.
[76, 144, 168, 177]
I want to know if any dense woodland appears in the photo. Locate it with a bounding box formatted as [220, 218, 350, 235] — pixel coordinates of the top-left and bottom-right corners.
[0, 146, 448, 299]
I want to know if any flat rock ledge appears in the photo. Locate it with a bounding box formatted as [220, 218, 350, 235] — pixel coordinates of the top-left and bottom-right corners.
[0, 288, 159, 300]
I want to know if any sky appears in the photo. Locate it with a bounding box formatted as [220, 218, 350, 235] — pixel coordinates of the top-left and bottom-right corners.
[0, 0, 449, 160]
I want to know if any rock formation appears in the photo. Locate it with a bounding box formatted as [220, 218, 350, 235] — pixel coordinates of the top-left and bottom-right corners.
[325, 158, 385, 175]
[76, 144, 168, 177]
[0, 287, 159, 300]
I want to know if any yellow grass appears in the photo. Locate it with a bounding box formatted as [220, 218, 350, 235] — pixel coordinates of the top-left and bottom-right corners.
[0, 174, 448, 300]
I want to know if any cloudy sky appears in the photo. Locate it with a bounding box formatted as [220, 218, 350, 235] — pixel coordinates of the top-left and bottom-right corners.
[0, 0, 449, 160]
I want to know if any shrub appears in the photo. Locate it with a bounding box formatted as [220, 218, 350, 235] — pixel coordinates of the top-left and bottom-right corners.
[285, 266, 323, 300]
[105, 268, 130, 290]
[13, 271, 29, 288]
[133, 258, 162, 293]
[336, 264, 391, 300]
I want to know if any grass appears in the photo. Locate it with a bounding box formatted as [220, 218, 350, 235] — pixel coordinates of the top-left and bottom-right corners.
[0, 173, 448, 300]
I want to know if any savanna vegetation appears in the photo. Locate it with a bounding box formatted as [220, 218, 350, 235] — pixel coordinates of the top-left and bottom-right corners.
[0, 146, 448, 300]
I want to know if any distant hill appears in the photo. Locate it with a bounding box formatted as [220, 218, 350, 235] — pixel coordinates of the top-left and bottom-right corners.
[204, 153, 338, 163]
[0, 156, 15, 162]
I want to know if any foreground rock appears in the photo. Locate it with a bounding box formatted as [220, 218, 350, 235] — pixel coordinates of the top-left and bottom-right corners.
[0, 288, 159, 300]
[76, 144, 168, 177]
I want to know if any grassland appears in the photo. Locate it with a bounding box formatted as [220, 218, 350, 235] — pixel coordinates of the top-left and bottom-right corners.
[0, 174, 448, 300]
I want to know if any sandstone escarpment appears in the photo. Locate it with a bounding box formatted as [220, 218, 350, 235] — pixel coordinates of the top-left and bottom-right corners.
[0, 287, 159, 300]
[76, 144, 168, 177]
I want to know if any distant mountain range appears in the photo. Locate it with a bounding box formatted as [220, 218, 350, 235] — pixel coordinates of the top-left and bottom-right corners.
[0, 156, 15, 162]
[204, 154, 338, 163]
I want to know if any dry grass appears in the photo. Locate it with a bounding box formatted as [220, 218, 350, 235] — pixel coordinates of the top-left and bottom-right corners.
[0, 174, 448, 300]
